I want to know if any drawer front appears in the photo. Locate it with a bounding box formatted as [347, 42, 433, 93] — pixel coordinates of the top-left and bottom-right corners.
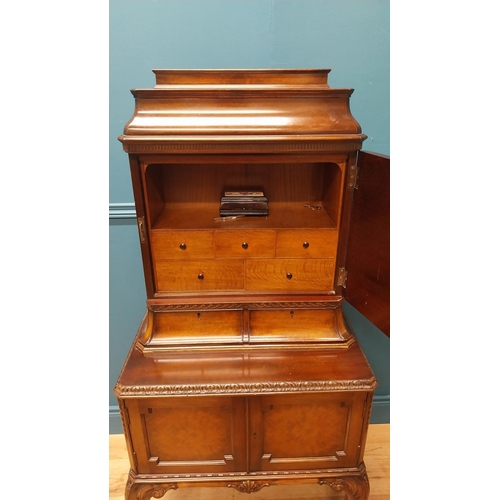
[150, 310, 243, 346]
[151, 230, 214, 260]
[214, 229, 275, 258]
[275, 229, 338, 258]
[156, 260, 244, 292]
[249, 309, 337, 343]
[245, 259, 335, 292]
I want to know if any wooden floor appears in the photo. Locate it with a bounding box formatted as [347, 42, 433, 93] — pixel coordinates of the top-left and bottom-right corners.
[109, 423, 389, 500]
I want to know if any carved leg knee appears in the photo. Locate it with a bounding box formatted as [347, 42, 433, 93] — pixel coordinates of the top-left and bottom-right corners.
[319, 471, 370, 500]
[125, 474, 178, 500]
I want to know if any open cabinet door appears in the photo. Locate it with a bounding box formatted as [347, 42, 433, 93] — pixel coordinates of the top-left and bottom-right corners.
[345, 151, 390, 337]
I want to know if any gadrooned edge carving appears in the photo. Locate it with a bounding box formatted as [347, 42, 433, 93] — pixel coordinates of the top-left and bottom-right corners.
[115, 378, 377, 397]
[147, 301, 342, 312]
[228, 480, 270, 494]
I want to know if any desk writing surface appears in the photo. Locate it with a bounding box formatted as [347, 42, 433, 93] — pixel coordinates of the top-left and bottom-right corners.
[116, 341, 376, 396]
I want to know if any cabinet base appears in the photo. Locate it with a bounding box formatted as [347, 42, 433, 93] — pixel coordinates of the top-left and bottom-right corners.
[125, 462, 370, 500]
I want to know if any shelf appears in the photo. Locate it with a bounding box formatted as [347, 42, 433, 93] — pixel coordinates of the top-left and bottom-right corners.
[151, 202, 337, 231]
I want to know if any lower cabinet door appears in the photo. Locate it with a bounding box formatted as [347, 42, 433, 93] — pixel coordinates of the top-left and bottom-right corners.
[126, 396, 247, 474]
[124, 391, 371, 476]
[248, 392, 368, 471]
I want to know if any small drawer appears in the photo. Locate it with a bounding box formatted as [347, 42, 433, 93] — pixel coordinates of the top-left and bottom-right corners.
[150, 310, 243, 346]
[249, 309, 338, 343]
[151, 231, 214, 260]
[245, 259, 335, 292]
[156, 259, 244, 292]
[214, 230, 275, 258]
[275, 229, 337, 258]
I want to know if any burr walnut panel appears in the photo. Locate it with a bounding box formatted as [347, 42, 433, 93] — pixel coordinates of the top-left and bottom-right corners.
[123, 391, 370, 476]
[128, 397, 247, 474]
[250, 392, 367, 471]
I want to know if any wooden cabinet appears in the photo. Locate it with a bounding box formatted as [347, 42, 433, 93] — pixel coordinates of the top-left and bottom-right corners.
[125, 391, 368, 475]
[115, 69, 389, 500]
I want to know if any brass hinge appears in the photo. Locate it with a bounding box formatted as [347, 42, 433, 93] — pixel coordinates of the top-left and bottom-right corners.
[337, 267, 348, 288]
[137, 216, 146, 243]
[348, 164, 359, 190]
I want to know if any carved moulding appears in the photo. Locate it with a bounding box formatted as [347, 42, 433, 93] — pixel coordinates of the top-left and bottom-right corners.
[115, 377, 377, 398]
[147, 300, 343, 312]
[122, 137, 366, 154]
[125, 465, 370, 499]
[227, 480, 270, 494]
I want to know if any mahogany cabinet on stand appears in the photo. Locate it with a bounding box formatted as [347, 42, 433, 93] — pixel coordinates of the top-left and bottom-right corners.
[114, 69, 389, 500]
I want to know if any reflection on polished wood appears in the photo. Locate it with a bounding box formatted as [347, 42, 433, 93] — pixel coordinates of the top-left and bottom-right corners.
[109, 423, 389, 500]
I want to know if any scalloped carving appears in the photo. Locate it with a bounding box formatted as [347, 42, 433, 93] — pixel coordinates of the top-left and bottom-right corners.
[228, 480, 270, 494]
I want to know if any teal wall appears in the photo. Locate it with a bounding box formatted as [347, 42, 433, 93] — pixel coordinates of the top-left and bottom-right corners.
[109, 0, 390, 433]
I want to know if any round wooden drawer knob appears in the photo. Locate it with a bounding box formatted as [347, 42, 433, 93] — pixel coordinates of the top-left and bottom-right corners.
[303, 241, 309, 249]
[198, 273, 204, 280]
[180, 243, 187, 250]
[286, 272, 293, 280]
[242, 242, 249, 249]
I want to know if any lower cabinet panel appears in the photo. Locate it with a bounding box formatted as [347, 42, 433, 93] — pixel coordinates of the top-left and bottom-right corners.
[249, 392, 367, 471]
[126, 392, 369, 476]
[127, 396, 247, 474]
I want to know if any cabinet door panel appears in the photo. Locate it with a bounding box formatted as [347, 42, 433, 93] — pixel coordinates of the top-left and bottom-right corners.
[249, 393, 368, 471]
[127, 397, 247, 474]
